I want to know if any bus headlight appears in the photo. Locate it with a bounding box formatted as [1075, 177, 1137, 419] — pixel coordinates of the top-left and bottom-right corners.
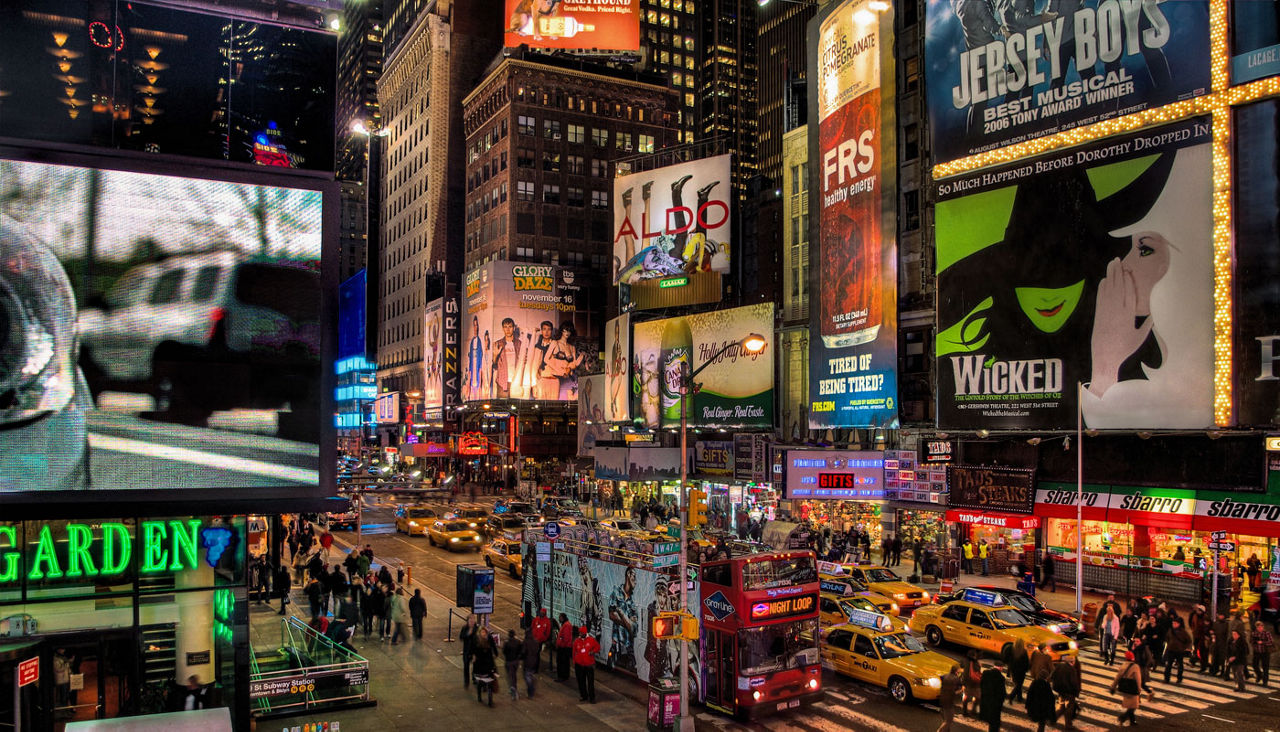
[808, 678, 819, 690]
[752, 690, 762, 701]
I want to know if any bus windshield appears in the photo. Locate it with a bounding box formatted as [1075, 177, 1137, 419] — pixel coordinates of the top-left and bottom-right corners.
[738, 619, 820, 676]
[742, 556, 818, 590]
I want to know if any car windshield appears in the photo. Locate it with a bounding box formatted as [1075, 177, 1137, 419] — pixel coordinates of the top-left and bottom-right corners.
[874, 633, 927, 659]
[1006, 594, 1040, 613]
[863, 568, 900, 583]
[459, 510, 487, 518]
[742, 556, 818, 591]
[992, 608, 1031, 627]
[738, 619, 820, 675]
[444, 522, 468, 532]
[407, 509, 434, 518]
[840, 598, 876, 615]
[610, 520, 640, 531]
[507, 502, 535, 513]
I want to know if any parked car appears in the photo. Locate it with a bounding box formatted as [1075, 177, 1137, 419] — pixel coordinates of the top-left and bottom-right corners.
[326, 509, 359, 531]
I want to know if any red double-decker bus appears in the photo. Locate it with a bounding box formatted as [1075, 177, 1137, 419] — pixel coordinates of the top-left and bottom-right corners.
[698, 550, 823, 718]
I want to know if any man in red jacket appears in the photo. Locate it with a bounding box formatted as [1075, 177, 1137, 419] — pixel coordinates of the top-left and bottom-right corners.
[573, 626, 601, 703]
[555, 614, 574, 682]
[532, 608, 553, 674]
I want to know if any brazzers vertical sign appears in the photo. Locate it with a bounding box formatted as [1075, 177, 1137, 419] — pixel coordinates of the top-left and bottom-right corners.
[925, 0, 1210, 164]
[808, 0, 898, 429]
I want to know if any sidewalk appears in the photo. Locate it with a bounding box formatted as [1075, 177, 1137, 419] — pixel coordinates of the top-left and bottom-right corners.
[251, 547, 650, 732]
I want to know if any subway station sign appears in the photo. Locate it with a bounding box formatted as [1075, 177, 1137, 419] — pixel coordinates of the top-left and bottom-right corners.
[0, 519, 230, 585]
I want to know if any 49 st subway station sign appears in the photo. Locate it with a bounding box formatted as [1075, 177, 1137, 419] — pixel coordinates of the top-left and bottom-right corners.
[0, 519, 237, 587]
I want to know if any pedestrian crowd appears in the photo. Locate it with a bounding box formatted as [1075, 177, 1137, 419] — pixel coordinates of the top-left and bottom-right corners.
[458, 608, 602, 707]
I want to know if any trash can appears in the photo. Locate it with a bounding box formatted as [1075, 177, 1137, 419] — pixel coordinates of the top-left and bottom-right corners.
[647, 679, 680, 732]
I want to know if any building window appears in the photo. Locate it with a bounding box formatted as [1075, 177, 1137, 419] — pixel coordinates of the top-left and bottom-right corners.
[516, 213, 535, 234]
[903, 124, 919, 161]
[566, 251, 585, 265]
[516, 246, 534, 259]
[518, 115, 535, 135]
[544, 119, 561, 139]
[567, 186, 584, 206]
[568, 124, 585, 143]
[518, 148, 535, 168]
[544, 184, 561, 204]
[517, 181, 535, 201]
[500, 151, 508, 170]
[903, 190, 920, 231]
[638, 134, 655, 153]
[591, 190, 608, 209]
[592, 128, 608, 147]
[567, 218, 584, 239]
[499, 182, 508, 202]
[904, 57, 920, 95]
[566, 155, 585, 175]
[616, 132, 633, 151]
[591, 158, 608, 178]
[543, 152, 561, 172]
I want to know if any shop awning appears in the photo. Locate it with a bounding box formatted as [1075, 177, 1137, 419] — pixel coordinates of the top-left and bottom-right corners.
[1193, 490, 1280, 536]
[1104, 486, 1196, 530]
[946, 509, 1040, 530]
[1035, 483, 1110, 521]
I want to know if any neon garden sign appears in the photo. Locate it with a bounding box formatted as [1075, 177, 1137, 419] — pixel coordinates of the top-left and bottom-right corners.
[0, 520, 233, 584]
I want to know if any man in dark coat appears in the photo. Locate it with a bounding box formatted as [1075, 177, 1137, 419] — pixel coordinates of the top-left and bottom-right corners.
[522, 629, 541, 698]
[273, 563, 292, 615]
[409, 588, 427, 640]
[978, 666, 1007, 732]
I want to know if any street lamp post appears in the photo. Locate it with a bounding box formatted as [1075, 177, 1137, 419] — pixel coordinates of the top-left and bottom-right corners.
[677, 332, 767, 732]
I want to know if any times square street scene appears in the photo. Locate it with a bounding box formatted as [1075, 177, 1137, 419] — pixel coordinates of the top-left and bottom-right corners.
[3, 0, 1280, 731]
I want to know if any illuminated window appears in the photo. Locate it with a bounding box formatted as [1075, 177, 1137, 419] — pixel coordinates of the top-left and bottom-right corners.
[661, 13, 670, 26]
[591, 190, 609, 209]
[518, 115, 535, 135]
[638, 134, 655, 153]
[592, 128, 608, 147]
[517, 181, 534, 201]
[568, 124, 585, 143]
[544, 119, 561, 139]
[616, 132, 633, 150]
[685, 1, 695, 12]
[647, 10, 657, 23]
[660, 51, 670, 65]
[685, 36, 695, 51]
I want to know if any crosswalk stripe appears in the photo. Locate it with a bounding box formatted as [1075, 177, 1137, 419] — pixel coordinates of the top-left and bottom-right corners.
[1076, 663, 1253, 703]
[808, 700, 910, 731]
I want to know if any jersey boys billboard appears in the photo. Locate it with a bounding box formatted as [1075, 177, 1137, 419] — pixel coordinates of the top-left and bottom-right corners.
[613, 155, 731, 312]
[935, 118, 1213, 430]
[505, 0, 640, 52]
[808, 0, 898, 429]
[925, 0, 1210, 164]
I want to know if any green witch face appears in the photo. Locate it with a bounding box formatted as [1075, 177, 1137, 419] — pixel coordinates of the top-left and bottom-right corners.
[1014, 280, 1086, 333]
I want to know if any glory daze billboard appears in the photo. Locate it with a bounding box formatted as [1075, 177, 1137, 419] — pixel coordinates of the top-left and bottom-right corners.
[808, 0, 898, 429]
[462, 262, 598, 402]
[504, 0, 640, 52]
[613, 155, 731, 312]
[631, 303, 773, 429]
[935, 118, 1213, 430]
[925, 0, 1210, 164]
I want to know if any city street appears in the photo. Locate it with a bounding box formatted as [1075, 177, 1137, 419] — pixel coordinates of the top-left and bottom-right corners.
[322, 495, 1280, 732]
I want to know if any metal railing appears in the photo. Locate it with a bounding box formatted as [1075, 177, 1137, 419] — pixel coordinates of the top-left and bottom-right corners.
[250, 616, 371, 717]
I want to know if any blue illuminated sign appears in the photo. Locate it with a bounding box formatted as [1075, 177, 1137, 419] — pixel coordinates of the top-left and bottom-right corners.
[844, 608, 891, 631]
[961, 588, 1002, 607]
[338, 270, 368, 361]
[784, 450, 885, 501]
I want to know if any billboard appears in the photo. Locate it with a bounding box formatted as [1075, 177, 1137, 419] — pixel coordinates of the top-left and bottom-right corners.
[504, 0, 640, 52]
[613, 155, 731, 312]
[338, 270, 367, 361]
[782, 450, 884, 500]
[425, 298, 445, 411]
[604, 314, 631, 423]
[1233, 99, 1280, 426]
[935, 117, 1213, 430]
[631, 303, 774, 430]
[423, 288, 462, 417]
[0, 153, 327, 497]
[461, 262, 599, 402]
[578, 374, 608, 457]
[925, 0, 1210, 164]
[1233, 2, 1280, 84]
[807, 0, 898, 429]
[693, 440, 734, 477]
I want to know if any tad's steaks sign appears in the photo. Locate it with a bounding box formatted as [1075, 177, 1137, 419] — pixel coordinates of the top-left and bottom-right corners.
[947, 466, 1035, 515]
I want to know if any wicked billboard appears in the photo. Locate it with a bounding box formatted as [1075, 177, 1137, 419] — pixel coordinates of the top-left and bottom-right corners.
[807, 0, 898, 429]
[924, 0, 1210, 164]
[935, 117, 1213, 430]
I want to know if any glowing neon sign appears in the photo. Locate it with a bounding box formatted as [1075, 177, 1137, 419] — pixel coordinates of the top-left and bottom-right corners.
[0, 519, 219, 584]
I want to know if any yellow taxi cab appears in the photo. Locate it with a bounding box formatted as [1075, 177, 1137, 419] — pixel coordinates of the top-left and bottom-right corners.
[820, 609, 955, 704]
[395, 505, 439, 536]
[483, 537, 524, 578]
[907, 588, 1079, 661]
[839, 564, 931, 612]
[818, 562, 901, 616]
[426, 519, 483, 552]
[820, 592, 908, 631]
[448, 508, 490, 532]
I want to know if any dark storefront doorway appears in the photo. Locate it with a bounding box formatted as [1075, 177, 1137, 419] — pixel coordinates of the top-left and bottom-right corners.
[0, 640, 42, 732]
[0, 632, 136, 732]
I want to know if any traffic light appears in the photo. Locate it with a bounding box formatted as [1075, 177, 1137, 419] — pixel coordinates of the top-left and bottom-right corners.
[687, 488, 708, 527]
[652, 611, 682, 640]
[680, 612, 699, 641]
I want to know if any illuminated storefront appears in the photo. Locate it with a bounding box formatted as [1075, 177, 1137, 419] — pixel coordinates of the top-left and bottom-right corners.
[780, 450, 887, 545]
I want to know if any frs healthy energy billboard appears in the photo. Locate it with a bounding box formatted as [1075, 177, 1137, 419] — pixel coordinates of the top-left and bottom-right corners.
[925, 0, 1210, 164]
[935, 117, 1213, 430]
[0, 156, 325, 495]
[631, 303, 773, 429]
[808, 0, 898, 429]
[604, 314, 631, 423]
[613, 155, 731, 312]
[462, 262, 598, 402]
[504, 0, 640, 52]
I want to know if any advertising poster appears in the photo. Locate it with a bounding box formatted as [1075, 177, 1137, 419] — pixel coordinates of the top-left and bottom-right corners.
[1233, 99, 1280, 427]
[783, 450, 884, 500]
[424, 298, 444, 411]
[594, 445, 629, 480]
[935, 117, 1213, 429]
[504, 0, 640, 52]
[605, 314, 632, 423]
[0, 156, 323, 495]
[613, 155, 731, 312]
[808, 0, 898, 429]
[461, 262, 598, 403]
[631, 303, 774, 429]
[947, 466, 1035, 514]
[924, 0, 1210, 164]
[1233, 3, 1280, 84]
[693, 440, 734, 477]
[338, 271, 367, 361]
[578, 374, 608, 457]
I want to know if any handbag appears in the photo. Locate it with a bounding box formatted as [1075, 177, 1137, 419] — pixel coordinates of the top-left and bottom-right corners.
[1117, 665, 1140, 695]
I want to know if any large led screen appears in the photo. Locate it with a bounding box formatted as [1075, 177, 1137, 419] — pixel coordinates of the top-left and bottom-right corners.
[613, 155, 731, 312]
[924, 0, 1210, 165]
[462, 262, 599, 402]
[504, 0, 640, 52]
[935, 117, 1213, 430]
[0, 156, 325, 494]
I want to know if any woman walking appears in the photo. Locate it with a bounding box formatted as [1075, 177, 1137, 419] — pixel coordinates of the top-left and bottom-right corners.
[460, 614, 480, 688]
[1006, 638, 1030, 702]
[1025, 668, 1056, 732]
[1110, 650, 1148, 727]
[961, 651, 983, 717]
[978, 666, 1007, 732]
[472, 630, 498, 707]
[1099, 605, 1121, 665]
